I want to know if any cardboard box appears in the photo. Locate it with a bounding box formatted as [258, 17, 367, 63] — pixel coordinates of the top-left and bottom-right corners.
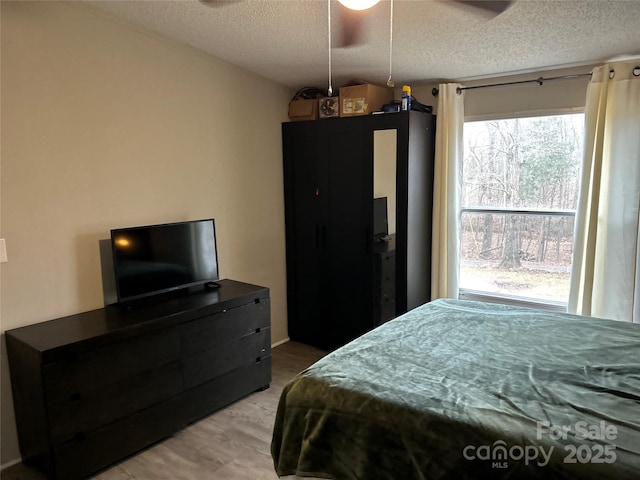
[318, 97, 339, 118]
[288, 98, 318, 121]
[339, 83, 394, 117]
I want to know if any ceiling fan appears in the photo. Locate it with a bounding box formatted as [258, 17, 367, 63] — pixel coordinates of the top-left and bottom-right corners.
[334, 0, 513, 47]
[200, 0, 513, 48]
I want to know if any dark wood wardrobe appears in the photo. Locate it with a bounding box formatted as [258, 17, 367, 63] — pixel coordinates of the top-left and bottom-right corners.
[282, 110, 436, 350]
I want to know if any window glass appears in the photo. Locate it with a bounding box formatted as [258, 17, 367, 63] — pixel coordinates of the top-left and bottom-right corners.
[460, 114, 584, 305]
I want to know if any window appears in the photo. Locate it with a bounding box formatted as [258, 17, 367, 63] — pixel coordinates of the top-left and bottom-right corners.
[459, 113, 584, 308]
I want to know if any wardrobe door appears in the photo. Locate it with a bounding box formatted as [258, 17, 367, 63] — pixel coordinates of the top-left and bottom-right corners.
[282, 122, 327, 346]
[321, 120, 374, 346]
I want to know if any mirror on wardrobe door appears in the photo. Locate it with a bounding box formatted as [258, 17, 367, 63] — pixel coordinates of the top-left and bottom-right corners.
[373, 129, 397, 235]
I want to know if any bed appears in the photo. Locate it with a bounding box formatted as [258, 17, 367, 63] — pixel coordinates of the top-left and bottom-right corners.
[271, 299, 640, 479]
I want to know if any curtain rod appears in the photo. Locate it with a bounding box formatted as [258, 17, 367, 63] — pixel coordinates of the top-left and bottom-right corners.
[431, 72, 592, 97]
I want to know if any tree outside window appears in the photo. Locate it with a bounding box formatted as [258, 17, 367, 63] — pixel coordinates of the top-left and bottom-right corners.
[460, 114, 584, 305]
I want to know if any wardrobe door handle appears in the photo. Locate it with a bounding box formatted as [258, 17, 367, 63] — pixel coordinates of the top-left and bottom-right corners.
[321, 225, 327, 250]
[365, 227, 372, 253]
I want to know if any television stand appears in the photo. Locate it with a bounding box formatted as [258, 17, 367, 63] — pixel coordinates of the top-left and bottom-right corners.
[5, 279, 271, 480]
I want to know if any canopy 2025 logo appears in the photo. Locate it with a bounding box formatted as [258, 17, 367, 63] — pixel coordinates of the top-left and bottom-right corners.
[462, 420, 618, 469]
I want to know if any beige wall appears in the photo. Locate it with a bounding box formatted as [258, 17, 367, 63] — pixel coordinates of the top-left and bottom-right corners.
[0, 1, 292, 465]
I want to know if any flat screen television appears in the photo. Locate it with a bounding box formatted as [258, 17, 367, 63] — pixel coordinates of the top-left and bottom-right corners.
[110, 219, 219, 303]
[373, 197, 388, 239]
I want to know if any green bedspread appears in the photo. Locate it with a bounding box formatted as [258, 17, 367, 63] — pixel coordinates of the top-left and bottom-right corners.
[271, 299, 640, 479]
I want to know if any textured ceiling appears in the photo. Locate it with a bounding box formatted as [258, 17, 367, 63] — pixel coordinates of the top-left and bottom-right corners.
[86, 0, 640, 90]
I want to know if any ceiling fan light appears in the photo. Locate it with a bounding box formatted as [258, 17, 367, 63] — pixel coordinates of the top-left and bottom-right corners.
[337, 0, 380, 11]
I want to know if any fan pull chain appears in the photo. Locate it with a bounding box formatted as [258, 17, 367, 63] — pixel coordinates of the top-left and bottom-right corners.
[328, 0, 333, 96]
[387, 0, 394, 87]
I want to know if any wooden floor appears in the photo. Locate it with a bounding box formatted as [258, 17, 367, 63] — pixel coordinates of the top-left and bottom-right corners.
[1, 341, 327, 480]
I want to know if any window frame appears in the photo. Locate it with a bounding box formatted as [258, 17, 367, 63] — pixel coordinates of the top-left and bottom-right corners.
[458, 109, 585, 311]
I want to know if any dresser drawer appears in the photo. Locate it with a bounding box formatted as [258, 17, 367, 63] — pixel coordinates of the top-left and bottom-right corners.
[177, 356, 271, 426]
[180, 298, 270, 355]
[47, 361, 183, 446]
[42, 327, 180, 403]
[380, 255, 395, 285]
[182, 327, 270, 389]
[52, 395, 184, 480]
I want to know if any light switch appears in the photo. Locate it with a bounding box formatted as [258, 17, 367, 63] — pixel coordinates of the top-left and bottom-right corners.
[0, 239, 7, 263]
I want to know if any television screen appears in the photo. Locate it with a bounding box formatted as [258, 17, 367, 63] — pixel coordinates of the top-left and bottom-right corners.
[111, 219, 219, 303]
[373, 197, 388, 238]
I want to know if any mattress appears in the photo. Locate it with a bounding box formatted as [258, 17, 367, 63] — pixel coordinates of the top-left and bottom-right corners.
[271, 299, 640, 479]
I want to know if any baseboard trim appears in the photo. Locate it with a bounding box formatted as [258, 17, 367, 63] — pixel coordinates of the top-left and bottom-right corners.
[1, 457, 23, 472]
[271, 337, 290, 348]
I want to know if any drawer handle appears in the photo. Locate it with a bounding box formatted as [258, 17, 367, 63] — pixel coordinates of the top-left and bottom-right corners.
[256, 357, 262, 363]
[69, 393, 82, 402]
[254, 298, 261, 304]
[255, 327, 261, 334]
[73, 432, 86, 442]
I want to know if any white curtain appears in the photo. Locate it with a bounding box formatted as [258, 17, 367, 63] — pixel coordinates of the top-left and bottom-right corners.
[568, 61, 640, 323]
[431, 84, 464, 299]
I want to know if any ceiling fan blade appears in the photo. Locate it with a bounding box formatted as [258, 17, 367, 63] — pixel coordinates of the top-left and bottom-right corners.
[199, 0, 241, 7]
[336, 3, 366, 48]
[453, 1, 513, 16]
